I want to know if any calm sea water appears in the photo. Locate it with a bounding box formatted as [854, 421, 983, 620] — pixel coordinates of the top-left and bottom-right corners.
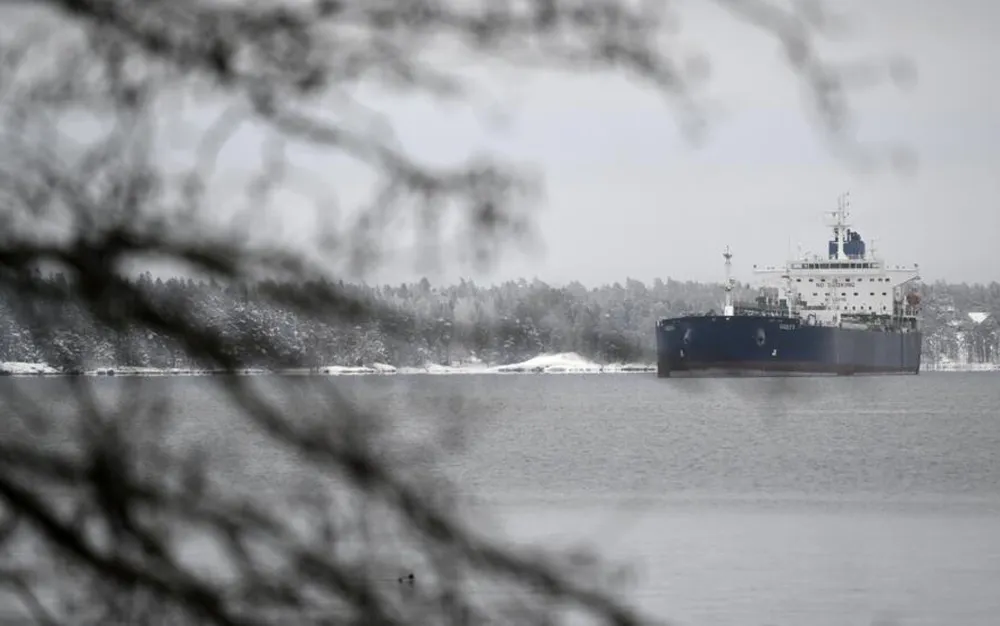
[4, 373, 1000, 625]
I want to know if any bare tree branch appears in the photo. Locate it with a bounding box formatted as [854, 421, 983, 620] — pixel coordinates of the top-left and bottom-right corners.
[0, 1, 915, 624]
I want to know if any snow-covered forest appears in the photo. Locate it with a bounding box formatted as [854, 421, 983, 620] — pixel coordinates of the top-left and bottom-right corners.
[1, 273, 998, 370]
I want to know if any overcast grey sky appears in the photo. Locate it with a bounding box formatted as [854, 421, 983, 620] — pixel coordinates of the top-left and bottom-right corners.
[293, 0, 999, 286]
[406, 0, 994, 288]
[415, 0, 995, 287]
[18, 0, 1000, 287]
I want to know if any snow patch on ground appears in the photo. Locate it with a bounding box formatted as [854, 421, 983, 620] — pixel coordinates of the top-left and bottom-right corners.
[322, 364, 392, 375]
[0, 362, 60, 375]
[494, 353, 656, 374]
[922, 361, 1000, 372]
[88, 367, 253, 377]
[495, 352, 603, 373]
[398, 360, 493, 375]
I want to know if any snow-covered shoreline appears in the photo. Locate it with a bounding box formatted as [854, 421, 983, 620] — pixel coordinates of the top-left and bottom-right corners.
[0, 353, 657, 378]
[3, 354, 997, 378]
[920, 362, 1000, 372]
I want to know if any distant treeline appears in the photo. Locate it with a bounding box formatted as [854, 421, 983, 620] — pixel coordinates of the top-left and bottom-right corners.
[1, 273, 998, 368]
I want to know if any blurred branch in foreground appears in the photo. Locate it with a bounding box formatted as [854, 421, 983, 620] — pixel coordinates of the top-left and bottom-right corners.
[0, 0, 913, 624]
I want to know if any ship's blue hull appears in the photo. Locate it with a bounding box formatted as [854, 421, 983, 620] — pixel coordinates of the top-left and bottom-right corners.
[656, 315, 921, 378]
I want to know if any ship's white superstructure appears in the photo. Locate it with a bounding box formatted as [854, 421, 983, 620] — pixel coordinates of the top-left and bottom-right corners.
[747, 194, 921, 329]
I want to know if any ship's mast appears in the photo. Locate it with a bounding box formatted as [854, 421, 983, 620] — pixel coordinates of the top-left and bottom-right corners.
[723, 246, 735, 316]
[829, 192, 852, 260]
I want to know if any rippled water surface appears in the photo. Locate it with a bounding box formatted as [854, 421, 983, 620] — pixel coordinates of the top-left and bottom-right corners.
[4, 372, 999, 625]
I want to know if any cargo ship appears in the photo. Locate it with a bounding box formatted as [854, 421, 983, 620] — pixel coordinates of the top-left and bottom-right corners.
[655, 194, 922, 377]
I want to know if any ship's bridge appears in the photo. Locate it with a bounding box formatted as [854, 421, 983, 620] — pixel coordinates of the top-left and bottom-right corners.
[752, 260, 919, 320]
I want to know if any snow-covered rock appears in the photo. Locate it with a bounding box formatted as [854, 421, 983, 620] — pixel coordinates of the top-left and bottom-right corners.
[0, 362, 60, 376]
[494, 352, 604, 374]
[321, 365, 376, 375]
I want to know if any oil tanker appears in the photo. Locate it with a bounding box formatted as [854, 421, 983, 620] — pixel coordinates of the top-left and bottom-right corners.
[656, 195, 922, 377]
